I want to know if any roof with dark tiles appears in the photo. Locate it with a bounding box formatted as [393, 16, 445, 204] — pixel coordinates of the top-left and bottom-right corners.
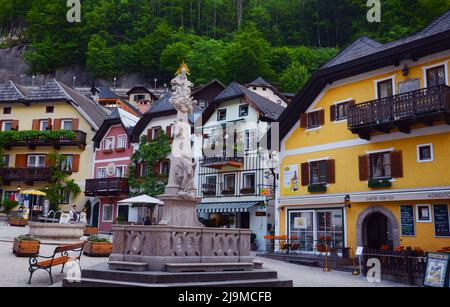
[0, 80, 27, 102]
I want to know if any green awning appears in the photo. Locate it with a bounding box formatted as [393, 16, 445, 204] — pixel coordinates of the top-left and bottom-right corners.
[197, 201, 261, 213]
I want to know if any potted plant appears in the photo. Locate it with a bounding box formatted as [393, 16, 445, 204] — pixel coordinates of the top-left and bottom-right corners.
[250, 233, 258, 251]
[13, 234, 40, 256]
[368, 178, 392, 188]
[84, 224, 98, 236]
[308, 183, 327, 193]
[84, 235, 113, 257]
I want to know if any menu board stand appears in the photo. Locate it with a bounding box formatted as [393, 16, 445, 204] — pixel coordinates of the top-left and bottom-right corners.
[424, 253, 450, 287]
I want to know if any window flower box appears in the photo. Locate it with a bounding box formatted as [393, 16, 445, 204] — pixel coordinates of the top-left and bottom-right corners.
[13, 235, 40, 256]
[240, 188, 255, 194]
[368, 178, 392, 188]
[103, 148, 113, 154]
[222, 189, 235, 195]
[83, 235, 112, 257]
[203, 190, 216, 196]
[308, 183, 327, 193]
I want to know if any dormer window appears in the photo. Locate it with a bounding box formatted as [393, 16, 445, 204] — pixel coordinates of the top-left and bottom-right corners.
[103, 136, 115, 151]
[239, 105, 249, 117]
[217, 109, 227, 121]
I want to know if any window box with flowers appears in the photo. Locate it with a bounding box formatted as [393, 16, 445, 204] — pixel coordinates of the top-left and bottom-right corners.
[222, 189, 235, 196]
[83, 235, 112, 257]
[308, 183, 327, 193]
[203, 190, 216, 196]
[13, 235, 40, 256]
[240, 187, 255, 195]
[368, 178, 392, 188]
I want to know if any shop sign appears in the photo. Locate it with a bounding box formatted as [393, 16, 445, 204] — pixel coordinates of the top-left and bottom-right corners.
[294, 217, 307, 229]
[255, 212, 267, 217]
[260, 188, 272, 196]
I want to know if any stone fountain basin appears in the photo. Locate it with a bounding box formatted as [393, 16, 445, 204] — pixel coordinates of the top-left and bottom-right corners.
[28, 222, 84, 241]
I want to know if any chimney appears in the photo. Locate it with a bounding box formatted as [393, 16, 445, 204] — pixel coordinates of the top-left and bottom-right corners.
[138, 100, 151, 114]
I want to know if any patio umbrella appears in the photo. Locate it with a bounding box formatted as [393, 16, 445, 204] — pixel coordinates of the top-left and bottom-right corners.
[19, 190, 47, 196]
[118, 195, 164, 225]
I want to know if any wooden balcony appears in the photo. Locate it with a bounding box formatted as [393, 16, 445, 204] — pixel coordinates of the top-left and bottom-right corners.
[85, 178, 129, 197]
[4, 130, 87, 150]
[348, 85, 450, 140]
[0, 167, 52, 185]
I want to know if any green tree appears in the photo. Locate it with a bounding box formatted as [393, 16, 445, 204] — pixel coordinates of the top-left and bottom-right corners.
[279, 61, 309, 93]
[187, 39, 226, 85]
[87, 34, 115, 79]
[160, 42, 192, 78]
[128, 133, 172, 197]
[44, 152, 81, 212]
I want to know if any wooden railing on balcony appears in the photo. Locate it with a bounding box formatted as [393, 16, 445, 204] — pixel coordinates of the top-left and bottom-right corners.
[4, 130, 87, 150]
[85, 178, 129, 197]
[0, 167, 52, 183]
[348, 85, 450, 139]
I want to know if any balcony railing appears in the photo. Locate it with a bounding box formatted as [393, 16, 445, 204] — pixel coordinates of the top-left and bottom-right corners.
[0, 167, 52, 183]
[348, 85, 450, 139]
[85, 178, 129, 197]
[4, 130, 87, 150]
[200, 155, 244, 169]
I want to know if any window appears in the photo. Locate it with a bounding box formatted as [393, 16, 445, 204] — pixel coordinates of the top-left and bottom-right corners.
[1, 155, 10, 167]
[334, 102, 348, 121]
[161, 161, 170, 176]
[61, 119, 73, 130]
[309, 161, 327, 184]
[377, 79, 394, 99]
[152, 127, 162, 139]
[27, 155, 46, 168]
[223, 174, 236, 194]
[117, 135, 127, 149]
[253, 87, 257, 90]
[46, 106, 54, 113]
[369, 152, 391, 179]
[242, 173, 256, 192]
[426, 65, 446, 87]
[239, 105, 249, 117]
[39, 119, 49, 131]
[102, 204, 114, 222]
[134, 94, 146, 101]
[244, 130, 256, 151]
[116, 166, 126, 178]
[262, 87, 267, 91]
[301, 110, 325, 129]
[60, 188, 70, 204]
[217, 109, 227, 121]
[417, 144, 434, 162]
[103, 136, 115, 151]
[203, 175, 217, 195]
[416, 205, 432, 223]
[61, 155, 74, 172]
[3, 107, 11, 115]
[96, 168, 106, 179]
[2, 121, 13, 131]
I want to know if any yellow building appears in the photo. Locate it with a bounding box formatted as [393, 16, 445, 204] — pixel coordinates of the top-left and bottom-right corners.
[0, 79, 109, 215]
[277, 11, 450, 253]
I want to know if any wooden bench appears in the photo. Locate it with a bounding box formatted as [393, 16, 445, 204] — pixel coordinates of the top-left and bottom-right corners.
[28, 242, 86, 285]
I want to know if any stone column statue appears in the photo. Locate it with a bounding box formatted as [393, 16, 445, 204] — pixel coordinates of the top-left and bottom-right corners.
[158, 63, 203, 227]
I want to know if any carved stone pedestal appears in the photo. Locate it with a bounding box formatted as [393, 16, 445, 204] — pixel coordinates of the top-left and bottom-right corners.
[157, 194, 204, 228]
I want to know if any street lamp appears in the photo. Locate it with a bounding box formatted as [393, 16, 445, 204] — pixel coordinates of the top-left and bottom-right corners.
[32, 75, 35, 86]
[113, 77, 117, 90]
[344, 195, 352, 209]
[73, 76, 76, 87]
[154, 78, 157, 90]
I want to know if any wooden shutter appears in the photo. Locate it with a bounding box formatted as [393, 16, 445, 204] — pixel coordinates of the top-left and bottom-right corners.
[72, 118, 79, 130]
[15, 154, 27, 167]
[45, 155, 55, 168]
[330, 105, 336, 122]
[135, 163, 141, 177]
[166, 125, 172, 139]
[47, 118, 52, 130]
[391, 151, 403, 178]
[54, 119, 61, 130]
[318, 110, 325, 126]
[359, 155, 369, 181]
[300, 113, 308, 128]
[11, 120, 19, 131]
[147, 129, 153, 142]
[301, 162, 309, 186]
[326, 159, 336, 184]
[72, 155, 80, 172]
[153, 161, 161, 175]
[32, 119, 40, 131]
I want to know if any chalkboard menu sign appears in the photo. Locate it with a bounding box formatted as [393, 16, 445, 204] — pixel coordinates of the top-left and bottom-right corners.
[434, 205, 450, 237]
[400, 205, 415, 236]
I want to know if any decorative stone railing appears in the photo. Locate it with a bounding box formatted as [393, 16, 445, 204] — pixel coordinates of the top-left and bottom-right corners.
[110, 225, 252, 270]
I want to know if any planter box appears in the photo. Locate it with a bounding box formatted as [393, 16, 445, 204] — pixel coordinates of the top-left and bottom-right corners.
[84, 241, 113, 257]
[9, 218, 28, 227]
[13, 238, 40, 256]
[368, 179, 392, 188]
[222, 190, 235, 195]
[84, 226, 98, 236]
[240, 188, 255, 195]
[308, 184, 327, 193]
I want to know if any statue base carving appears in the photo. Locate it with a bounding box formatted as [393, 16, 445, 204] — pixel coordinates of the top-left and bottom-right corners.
[157, 193, 204, 227]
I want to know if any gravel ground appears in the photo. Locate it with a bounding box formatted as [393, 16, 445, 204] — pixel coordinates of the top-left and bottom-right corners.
[0, 225, 411, 287]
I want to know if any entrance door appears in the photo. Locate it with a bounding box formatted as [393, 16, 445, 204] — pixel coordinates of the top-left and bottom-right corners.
[365, 212, 388, 248]
[289, 211, 315, 252]
[92, 203, 99, 227]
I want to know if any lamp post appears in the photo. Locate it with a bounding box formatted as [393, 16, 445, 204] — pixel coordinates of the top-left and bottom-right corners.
[73, 76, 76, 87]
[154, 78, 157, 91]
[113, 77, 117, 90]
[32, 75, 35, 86]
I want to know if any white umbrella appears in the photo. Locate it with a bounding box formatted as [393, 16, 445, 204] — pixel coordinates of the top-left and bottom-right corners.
[118, 195, 164, 225]
[118, 195, 164, 205]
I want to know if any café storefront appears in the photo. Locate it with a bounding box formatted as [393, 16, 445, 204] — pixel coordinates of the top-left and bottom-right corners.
[279, 188, 450, 254]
